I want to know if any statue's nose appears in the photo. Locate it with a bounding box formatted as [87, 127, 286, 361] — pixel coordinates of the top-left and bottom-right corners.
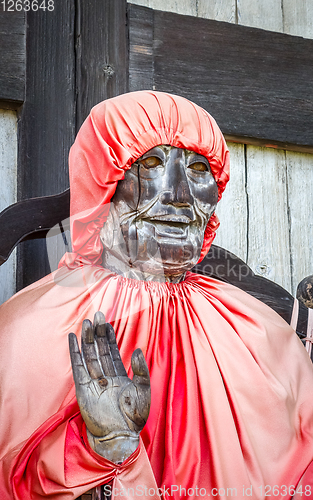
[159, 151, 193, 207]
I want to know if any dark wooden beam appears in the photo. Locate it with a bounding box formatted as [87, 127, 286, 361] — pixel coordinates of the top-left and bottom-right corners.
[128, 4, 313, 151]
[128, 4, 153, 94]
[75, 0, 128, 129]
[16, 0, 129, 289]
[17, 5, 76, 289]
[0, 11, 25, 106]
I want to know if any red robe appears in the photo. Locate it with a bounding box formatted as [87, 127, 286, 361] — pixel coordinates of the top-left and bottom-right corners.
[1, 91, 313, 499]
[1, 266, 313, 499]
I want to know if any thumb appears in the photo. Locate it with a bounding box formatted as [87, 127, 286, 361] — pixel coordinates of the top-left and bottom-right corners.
[131, 348, 150, 386]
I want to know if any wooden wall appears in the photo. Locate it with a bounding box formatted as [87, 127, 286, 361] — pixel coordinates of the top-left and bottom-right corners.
[0, 111, 17, 304]
[215, 144, 313, 295]
[130, 0, 313, 296]
[0, 0, 128, 299]
[130, 0, 313, 37]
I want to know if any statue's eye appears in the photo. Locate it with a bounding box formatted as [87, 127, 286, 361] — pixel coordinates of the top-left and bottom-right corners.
[188, 162, 207, 172]
[141, 156, 162, 168]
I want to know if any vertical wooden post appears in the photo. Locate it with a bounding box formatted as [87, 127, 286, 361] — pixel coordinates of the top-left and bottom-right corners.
[76, 0, 128, 129]
[17, 0, 128, 289]
[17, 4, 76, 289]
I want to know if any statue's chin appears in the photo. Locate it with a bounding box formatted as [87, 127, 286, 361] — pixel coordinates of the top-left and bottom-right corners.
[101, 220, 205, 281]
[133, 237, 202, 277]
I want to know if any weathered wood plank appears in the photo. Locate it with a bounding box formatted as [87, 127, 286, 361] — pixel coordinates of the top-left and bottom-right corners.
[17, 0, 129, 288]
[214, 143, 247, 262]
[130, 0, 198, 16]
[129, 0, 313, 39]
[128, 0, 149, 5]
[76, 0, 128, 129]
[129, 5, 313, 150]
[17, 5, 76, 290]
[286, 151, 313, 296]
[0, 111, 17, 211]
[0, 110, 17, 304]
[0, 250, 16, 305]
[197, 0, 236, 23]
[223, 135, 313, 155]
[128, 4, 154, 92]
[282, 0, 313, 39]
[237, 0, 283, 32]
[246, 146, 291, 292]
[18, 6, 76, 198]
[0, 11, 25, 105]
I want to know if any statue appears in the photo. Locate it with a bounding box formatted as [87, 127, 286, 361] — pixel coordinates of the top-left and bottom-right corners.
[1, 91, 313, 500]
[70, 144, 218, 465]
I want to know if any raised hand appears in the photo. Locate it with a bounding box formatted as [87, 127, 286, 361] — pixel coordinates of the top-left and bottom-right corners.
[68, 311, 150, 463]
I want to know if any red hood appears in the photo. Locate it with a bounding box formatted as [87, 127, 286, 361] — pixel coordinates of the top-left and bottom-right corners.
[60, 91, 230, 268]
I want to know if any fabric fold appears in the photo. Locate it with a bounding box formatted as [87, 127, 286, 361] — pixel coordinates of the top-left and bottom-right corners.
[2, 393, 158, 499]
[1, 267, 313, 499]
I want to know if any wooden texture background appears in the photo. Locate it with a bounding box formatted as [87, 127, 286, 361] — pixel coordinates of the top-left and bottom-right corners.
[16, 3, 76, 288]
[130, 0, 313, 38]
[0, 111, 17, 304]
[0, 11, 25, 107]
[15, 0, 127, 290]
[128, 5, 313, 150]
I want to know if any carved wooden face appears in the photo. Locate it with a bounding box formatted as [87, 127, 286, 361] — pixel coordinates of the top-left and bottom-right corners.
[103, 146, 218, 277]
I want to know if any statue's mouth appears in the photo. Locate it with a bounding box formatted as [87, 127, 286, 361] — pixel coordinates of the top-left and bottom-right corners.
[144, 214, 193, 224]
[140, 216, 192, 238]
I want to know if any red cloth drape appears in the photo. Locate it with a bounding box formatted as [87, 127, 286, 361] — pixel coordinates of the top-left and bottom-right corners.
[1, 92, 313, 500]
[1, 268, 313, 499]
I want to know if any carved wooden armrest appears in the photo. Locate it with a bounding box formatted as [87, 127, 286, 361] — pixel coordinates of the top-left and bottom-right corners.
[79, 484, 112, 500]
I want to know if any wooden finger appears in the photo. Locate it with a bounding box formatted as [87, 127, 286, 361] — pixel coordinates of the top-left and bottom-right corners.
[68, 333, 90, 386]
[106, 323, 127, 377]
[94, 313, 117, 377]
[81, 319, 103, 380]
